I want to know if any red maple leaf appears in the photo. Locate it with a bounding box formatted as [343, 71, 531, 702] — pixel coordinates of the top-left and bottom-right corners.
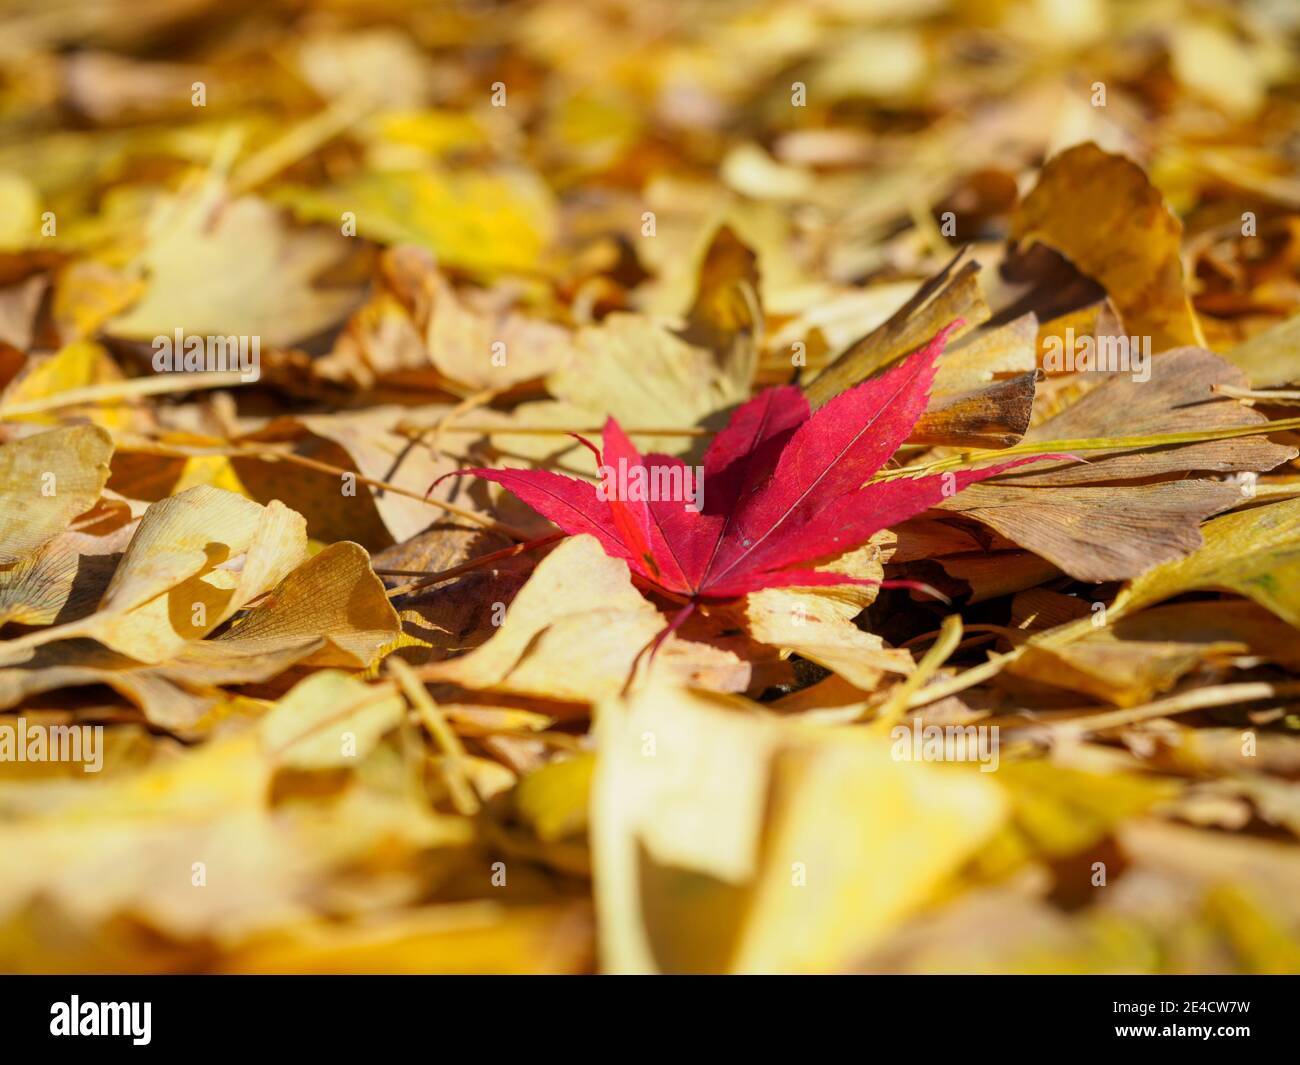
[435, 322, 1065, 647]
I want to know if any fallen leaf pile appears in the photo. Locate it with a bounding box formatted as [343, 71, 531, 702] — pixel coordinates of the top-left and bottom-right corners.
[2, 0, 1300, 974]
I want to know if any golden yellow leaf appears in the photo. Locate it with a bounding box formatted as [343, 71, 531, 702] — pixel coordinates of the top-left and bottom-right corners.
[1118, 496, 1300, 628]
[743, 540, 913, 692]
[109, 177, 360, 347]
[593, 680, 1006, 974]
[278, 167, 556, 278]
[0, 340, 138, 429]
[419, 535, 748, 702]
[0, 425, 113, 565]
[261, 671, 405, 770]
[514, 752, 595, 843]
[1012, 143, 1202, 352]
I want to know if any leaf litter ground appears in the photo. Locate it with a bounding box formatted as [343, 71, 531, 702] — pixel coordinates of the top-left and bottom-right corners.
[1, 0, 1300, 974]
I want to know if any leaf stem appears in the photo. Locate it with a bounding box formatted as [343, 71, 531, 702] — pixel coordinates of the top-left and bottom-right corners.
[871, 416, 1300, 482]
[381, 533, 563, 597]
[388, 657, 481, 816]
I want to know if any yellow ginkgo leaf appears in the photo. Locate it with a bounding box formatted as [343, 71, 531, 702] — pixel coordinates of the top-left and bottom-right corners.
[1117, 496, 1300, 629]
[731, 730, 1005, 974]
[593, 680, 1007, 974]
[0, 485, 307, 666]
[0, 424, 113, 565]
[0, 540, 400, 730]
[0, 340, 141, 430]
[261, 671, 405, 769]
[513, 752, 595, 843]
[1012, 142, 1202, 352]
[215, 540, 401, 669]
[108, 177, 361, 347]
[743, 539, 913, 693]
[418, 535, 748, 702]
[0, 494, 140, 627]
[220, 903, 591, 975]
[277, 167, 556, 278]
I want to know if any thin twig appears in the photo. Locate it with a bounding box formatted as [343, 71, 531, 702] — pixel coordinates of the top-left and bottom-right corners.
[397, 424, 713, 439]
[122, 438, 532, 540]
[382, 533, 563, 597]
[230, 91, 374, 193]
[1214, 384, 1300, 404]
[902, 646, 1027, 710]
[871, 613, 963, 728]
[388, 657, 481, 816]
[1008, 680, 1300, 740]
[871, 417, 1300, 482]
[0, 371, 253, 417]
